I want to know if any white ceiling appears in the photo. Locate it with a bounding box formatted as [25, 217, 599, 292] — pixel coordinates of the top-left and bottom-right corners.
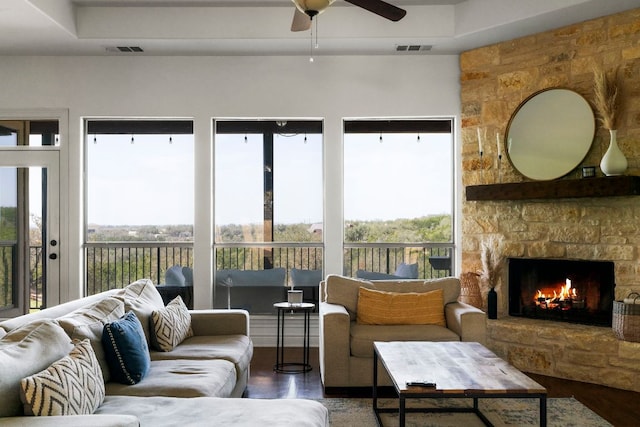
[1, 0, 638, 56]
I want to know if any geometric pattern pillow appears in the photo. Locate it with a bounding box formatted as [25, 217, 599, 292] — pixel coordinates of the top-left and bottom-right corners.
[150, 296, 193, 352]
[102, 311, 151, 385]
[20, 339, 105, 416]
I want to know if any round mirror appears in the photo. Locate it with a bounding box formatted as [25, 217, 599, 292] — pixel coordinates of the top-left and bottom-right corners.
[506, 88, 595, 181]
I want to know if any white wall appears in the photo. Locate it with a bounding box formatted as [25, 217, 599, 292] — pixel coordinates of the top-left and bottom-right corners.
[0, 54, 461, 308]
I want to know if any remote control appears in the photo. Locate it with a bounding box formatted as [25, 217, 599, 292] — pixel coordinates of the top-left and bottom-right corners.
[406, 381, 436, 387]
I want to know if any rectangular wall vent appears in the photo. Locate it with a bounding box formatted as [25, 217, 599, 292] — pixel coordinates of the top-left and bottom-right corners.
[105, 46, 144, 53]
[396, 45, 432, 52]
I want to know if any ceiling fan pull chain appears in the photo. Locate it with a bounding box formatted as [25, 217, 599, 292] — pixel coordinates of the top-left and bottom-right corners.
[315, 17, 319, 49]
[309, 19, 314, 62]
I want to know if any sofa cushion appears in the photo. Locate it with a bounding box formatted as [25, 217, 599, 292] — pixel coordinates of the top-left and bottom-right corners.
[96, 396, 329, 427]
[290, 268, 322, 287]
[356, 270, 400, 280]
[150, 296, 193, 352]
[102, 311, 150, 385]
[150, 334, 253, 379]
[324, 274, 375, 320]
[165, 265, 186, 285]
[394, 262, 419, 279]
[0, 328, 6, 339]
[20, 339, 105, 416]
[104, 359, 237, 398]
[122, 278, 166, 345]
[0, 320, 74, 417]
[350, 322, 460, 358]
[371, 277, 461, 305]
[356, 287, 446, 326]
[57, 296, 125, 382]
[216, 268, 286, 286]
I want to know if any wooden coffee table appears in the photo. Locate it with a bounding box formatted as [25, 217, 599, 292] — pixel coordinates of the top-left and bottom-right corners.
[373, 341, 547, 427]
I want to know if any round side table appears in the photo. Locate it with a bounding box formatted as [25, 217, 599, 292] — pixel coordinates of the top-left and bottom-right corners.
[273, 302, 315, 374]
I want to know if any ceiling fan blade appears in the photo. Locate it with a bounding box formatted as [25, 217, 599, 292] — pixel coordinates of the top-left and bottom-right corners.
[344, 0, 407, 22]
[291, 8, 312, 32]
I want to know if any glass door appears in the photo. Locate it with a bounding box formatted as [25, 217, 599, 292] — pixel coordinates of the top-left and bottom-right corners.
[0, 121, 59, 317]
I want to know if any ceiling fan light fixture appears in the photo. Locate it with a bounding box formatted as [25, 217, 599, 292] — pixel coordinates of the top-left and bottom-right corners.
[292, 0, 335, 17]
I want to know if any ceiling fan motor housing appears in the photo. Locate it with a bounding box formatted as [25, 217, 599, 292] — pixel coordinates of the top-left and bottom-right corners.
[292, 0, 335, 16]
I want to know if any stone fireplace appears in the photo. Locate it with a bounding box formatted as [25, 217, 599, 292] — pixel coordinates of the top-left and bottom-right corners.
[459, 8, 640, 393]
[508, 258, 615, 327]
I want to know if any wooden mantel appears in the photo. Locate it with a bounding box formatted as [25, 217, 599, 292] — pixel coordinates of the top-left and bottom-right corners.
[465, 176, 640, 201]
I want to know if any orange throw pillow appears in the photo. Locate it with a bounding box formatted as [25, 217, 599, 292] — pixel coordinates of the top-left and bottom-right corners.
[356, 287, 445, 326]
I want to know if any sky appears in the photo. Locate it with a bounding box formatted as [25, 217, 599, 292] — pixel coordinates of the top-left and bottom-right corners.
[39, 129, 453, 227]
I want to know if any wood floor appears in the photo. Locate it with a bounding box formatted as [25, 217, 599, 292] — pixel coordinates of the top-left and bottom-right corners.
[248, 347, 640, 426]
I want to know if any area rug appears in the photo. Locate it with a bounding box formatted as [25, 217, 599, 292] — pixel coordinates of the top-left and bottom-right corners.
[318, 397, 611, 427]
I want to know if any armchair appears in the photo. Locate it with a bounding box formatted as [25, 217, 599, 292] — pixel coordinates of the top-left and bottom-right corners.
[318, 275, 486, 390]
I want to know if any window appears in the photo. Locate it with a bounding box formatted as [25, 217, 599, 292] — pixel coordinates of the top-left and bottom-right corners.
[214, 120, 323, 312]
[343, 119, 454, 278]
[84, 120, 194, 294]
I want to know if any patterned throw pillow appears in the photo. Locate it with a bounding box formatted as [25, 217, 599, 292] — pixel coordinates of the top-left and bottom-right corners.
[20, 339, 105, 416]
[150, 295, 193, 352]
[102, 311, 151, 385]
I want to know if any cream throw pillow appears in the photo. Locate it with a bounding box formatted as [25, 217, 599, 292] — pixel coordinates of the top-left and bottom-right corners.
[356, 287, 446, 326]
[0, 320, 74, 417]
[20, 339, 105, 416]
[150, 295, 193, 352]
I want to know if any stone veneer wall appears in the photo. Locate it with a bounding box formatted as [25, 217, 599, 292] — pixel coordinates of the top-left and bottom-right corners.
[460, 8, 640, 392]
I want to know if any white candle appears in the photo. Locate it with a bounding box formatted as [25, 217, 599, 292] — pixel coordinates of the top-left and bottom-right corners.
[477, 128, 483, 154]
[496, 132, 501, 157]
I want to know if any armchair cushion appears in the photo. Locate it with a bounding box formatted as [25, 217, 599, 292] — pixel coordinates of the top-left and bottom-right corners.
[356, 287, 445, 326]
[324, 275, 374, 320]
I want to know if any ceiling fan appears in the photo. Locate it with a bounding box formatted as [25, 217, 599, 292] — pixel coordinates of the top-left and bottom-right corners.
[290, 0, 407, 32]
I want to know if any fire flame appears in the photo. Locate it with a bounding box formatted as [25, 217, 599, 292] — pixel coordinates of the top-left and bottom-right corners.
[535, 278, 582, 310]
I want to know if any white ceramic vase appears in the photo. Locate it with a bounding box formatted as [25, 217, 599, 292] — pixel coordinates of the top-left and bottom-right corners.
[600, 129, 627, 176]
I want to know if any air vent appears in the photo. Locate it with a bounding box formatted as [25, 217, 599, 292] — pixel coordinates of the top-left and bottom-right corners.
[105, 46, 144, 53]
[395, 45, 432, 52]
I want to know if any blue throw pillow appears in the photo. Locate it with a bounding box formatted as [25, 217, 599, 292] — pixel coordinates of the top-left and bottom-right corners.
[102, 311, 150, 385]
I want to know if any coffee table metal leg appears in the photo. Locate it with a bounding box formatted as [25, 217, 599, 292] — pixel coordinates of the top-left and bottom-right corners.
[399, 396, 405, 427]
[540, 396, 547, 427]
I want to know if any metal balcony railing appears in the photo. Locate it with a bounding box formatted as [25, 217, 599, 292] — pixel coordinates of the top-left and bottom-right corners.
[85, 242, 193, 295]
[0, 243, 44, 312]
[343, 243, 454, 279]
[83, 241, 454, 299]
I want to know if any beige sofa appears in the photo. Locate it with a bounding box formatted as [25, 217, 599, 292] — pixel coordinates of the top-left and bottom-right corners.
[319, 275, 487, 390]
[0, 279, 328, 426]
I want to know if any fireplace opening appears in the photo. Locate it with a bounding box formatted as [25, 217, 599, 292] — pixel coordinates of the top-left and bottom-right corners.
[508, 258, 615, 327]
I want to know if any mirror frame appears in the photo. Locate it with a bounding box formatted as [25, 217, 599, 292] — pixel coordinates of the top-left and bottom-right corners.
[505, 88, 595, 181]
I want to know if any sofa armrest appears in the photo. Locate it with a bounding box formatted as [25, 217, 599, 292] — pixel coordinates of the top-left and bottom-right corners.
[445, 302, 487, 344]
[189, 309, 250, 336]
[318, 301, 351, 387]
[0, 415, 139, 427]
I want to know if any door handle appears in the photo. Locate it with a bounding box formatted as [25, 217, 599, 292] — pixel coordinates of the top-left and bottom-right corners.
[49, 253, 58, 260]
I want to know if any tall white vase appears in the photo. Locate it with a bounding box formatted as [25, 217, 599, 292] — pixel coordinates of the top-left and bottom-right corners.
[600, 129, 627, 176]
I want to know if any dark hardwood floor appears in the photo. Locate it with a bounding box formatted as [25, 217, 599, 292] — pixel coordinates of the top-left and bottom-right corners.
[248, 347, 640, 426]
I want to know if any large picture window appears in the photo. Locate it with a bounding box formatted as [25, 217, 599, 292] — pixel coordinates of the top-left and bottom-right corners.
[343, 119, 454, 278]
[84, 120, 194, 297]
[214, 120, 323, 313]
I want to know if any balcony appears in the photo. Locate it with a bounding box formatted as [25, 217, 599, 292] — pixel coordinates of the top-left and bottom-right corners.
[83, 241, 454, 313]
